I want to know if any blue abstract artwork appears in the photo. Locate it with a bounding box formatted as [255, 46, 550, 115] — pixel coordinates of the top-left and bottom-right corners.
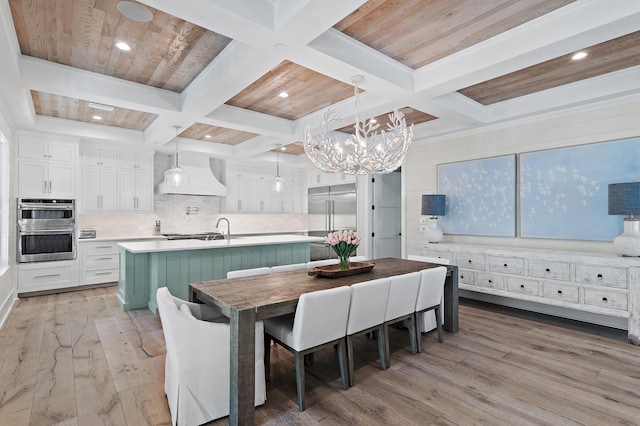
[437, 155, 516, 237]
[520, 137, 640, 240]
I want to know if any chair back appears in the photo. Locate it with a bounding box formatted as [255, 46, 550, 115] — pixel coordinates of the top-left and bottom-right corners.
[408, 254, 450, 265]
[416, 267, 448, 311]
[346, 278, 390, 335]
[271, 263, 307, 273]
[349, 255, 368, 262]
[385, 272, 421, 322]
[290, 286, 352, 351]
[307, 259, 339, 270]
[227, 266, 272, 279]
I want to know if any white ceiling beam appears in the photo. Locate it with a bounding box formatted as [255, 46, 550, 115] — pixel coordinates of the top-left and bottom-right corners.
[34, 116, 145, 145]
[20, 56, 182, 113]
[204, 105, 295, 138]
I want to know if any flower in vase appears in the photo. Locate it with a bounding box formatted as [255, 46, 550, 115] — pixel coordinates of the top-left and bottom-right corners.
[326, 230, 360, 270]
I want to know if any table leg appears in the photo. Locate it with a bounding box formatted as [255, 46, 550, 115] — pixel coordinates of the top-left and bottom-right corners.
[444, 265, 459, 333]
[230, 307, 256, 426]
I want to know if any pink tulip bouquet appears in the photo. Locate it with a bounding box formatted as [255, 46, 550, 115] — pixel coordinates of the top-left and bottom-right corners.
[326, 230, 361, 270]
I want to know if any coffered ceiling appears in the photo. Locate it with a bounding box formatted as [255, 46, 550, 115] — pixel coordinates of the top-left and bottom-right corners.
[1, 0, 639, 165]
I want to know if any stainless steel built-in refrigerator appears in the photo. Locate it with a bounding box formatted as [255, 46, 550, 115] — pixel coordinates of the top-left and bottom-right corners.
[308, 183, 357, 260]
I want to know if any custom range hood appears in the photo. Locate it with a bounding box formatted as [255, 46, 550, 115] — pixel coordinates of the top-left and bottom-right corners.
[158, 152, 227, 196]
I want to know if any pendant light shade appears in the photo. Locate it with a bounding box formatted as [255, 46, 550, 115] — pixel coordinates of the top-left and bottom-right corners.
[164, 125, 188, 187]
[273, 144, 286, 193]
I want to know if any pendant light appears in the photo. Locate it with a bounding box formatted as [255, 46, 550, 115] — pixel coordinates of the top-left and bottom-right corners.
[164, 125, 188, 187]
[272, 144, 286, 193]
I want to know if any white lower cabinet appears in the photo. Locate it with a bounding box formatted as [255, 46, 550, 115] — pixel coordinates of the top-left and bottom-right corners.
[422, 243, 640, 343]
[18, 260, 76, 294]
[79, 241, 120, 286]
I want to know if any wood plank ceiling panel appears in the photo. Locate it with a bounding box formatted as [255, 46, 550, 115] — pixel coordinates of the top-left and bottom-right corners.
[334, 0, 575, 69]
[336, 107, 437, 134]
[9, 0, 231, 92]
[31, 91, 157, 130]
[180, 123, 257, 145]
[459, 31, 640, 105]
[225, 61, 354, 121]
[271, 142, 305, 156]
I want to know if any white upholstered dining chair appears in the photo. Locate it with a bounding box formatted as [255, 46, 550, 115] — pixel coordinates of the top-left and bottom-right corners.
[415, 267, 448, 352]
[407, 255, 450, 333]
[349, 255, 368, 262]
[271, 263, 307, 273]
[227, 266, 272, 279]
[346, 277, 391, 386]
[306, 259, 339, 269]
[383, 272, 421, 364]
[156, 287, 267, 425]
[263, 286, 351, 411]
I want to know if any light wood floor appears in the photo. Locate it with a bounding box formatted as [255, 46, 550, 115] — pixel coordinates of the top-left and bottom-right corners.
[1, 285, 639, 426]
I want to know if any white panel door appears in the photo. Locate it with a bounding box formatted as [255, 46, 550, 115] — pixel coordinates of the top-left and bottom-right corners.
[373, 171, 401, 259]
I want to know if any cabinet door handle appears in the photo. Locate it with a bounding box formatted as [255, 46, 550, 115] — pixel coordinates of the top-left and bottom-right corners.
[43, 180, 47, 194]
[35, 273, 61, 279]
[49, 180, 52, 193]
[238, 200, 242, 210]
[260, 201, 264, 211]
[97, 195, 100, 208]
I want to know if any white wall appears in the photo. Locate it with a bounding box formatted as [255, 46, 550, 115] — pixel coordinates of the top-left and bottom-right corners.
[404, 97, 640, 256]
[0, 98, 16, 330]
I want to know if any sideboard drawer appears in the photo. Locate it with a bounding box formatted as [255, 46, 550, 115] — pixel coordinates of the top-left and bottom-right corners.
[422, 250, 454, 264]
[542, 282, 579, 303]
[583, 288, 628, 312]
[489, 256, 524, 275]
[506, 277, 539, 296]
[575, 264, 627, 289]
[456, 253, 486, 271]
[476, 273, 504, 290]
[528, 260, 571, 281]
[458, 269, 475, 285]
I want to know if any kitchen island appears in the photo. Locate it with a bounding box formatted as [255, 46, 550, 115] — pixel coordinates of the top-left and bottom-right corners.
[118, 234, 324, 313]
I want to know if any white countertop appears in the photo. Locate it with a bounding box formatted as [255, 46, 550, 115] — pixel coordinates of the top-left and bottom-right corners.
[78, 236, 167, 243]
[118, 234, 325, 253]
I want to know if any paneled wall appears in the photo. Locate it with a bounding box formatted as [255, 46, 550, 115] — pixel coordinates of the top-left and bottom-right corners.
[0, 99, 16, 327]
[404, 98, 640, 256]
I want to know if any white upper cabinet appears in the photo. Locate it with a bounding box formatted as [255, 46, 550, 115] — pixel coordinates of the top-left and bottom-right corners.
[17, 136, 77, 197]
[81, 147, 118, 168]
[120, 152, 152, 170]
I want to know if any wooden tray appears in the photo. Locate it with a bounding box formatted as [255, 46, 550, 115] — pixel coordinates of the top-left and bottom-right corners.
[308, 261, 375, 278]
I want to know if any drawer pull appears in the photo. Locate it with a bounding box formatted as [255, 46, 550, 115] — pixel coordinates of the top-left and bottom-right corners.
[468, 260, 472, 264]
[545, 268, 551, 273]
[95, 257, 113, 261]
[95, 245, 113, 249]
[95, 272, 113, 276]
[488, 279, 493, 284]
[460, 275, 464, 279]
[35, 273, 61, 279]
[596, 274, 603, 280]
[503, 263, 508, 268]
[520, 284, 525, 289]
[557, 290, 563, 295]
[602, 297, 608, 304]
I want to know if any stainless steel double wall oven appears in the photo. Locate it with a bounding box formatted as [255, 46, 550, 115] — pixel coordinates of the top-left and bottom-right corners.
[17, 198, 76, 263]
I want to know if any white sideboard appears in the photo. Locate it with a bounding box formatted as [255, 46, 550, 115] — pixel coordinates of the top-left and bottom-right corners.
[421, 243, 640, 345]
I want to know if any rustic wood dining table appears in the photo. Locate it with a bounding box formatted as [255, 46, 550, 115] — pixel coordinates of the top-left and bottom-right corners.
[189, 258, 459, 426]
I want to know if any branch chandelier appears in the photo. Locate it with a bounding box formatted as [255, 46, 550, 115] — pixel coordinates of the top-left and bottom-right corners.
[303, 75, 413, 175]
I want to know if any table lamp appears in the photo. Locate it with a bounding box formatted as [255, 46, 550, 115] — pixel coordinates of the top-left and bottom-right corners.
[422, 194, 445, 243]
[608, 182, 640, 256]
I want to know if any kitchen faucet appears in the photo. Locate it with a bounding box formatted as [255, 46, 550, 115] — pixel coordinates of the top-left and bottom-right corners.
[215, 217, 231, 241]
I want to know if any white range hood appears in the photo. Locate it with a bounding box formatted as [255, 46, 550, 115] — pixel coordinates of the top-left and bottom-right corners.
[158, 152, 226, 196]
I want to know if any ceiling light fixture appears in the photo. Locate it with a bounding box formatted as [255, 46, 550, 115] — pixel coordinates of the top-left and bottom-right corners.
[571, 51, 588, 60]
[278, 91, 289, 98]
[92, 115, 103, 120]
[88, 102, 114, 111]
[205, 134, 212, 139]
[273, 144, 286, 193]
[164, 125, 188, 187]
[117, 1, 153, 22]
[303, 75, 413, 175]
[115, 41, 131, 51]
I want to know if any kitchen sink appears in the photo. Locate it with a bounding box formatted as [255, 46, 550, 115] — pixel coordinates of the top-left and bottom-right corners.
[162, 232, 225, 241]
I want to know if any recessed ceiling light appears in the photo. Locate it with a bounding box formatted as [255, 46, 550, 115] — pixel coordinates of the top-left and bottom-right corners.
[205, 135, 212, 139]
[278, 91, 289, 98]
[370, 118, 377, 124]
[280, 146, 286, 151]
[399, 107, 414, 114]
[88, 102, 114, 111]
[571, 51, 588, 60]
[117, 1, 153, 22]
[115, 41, 131, 51]
[92, 115, 103, 120]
